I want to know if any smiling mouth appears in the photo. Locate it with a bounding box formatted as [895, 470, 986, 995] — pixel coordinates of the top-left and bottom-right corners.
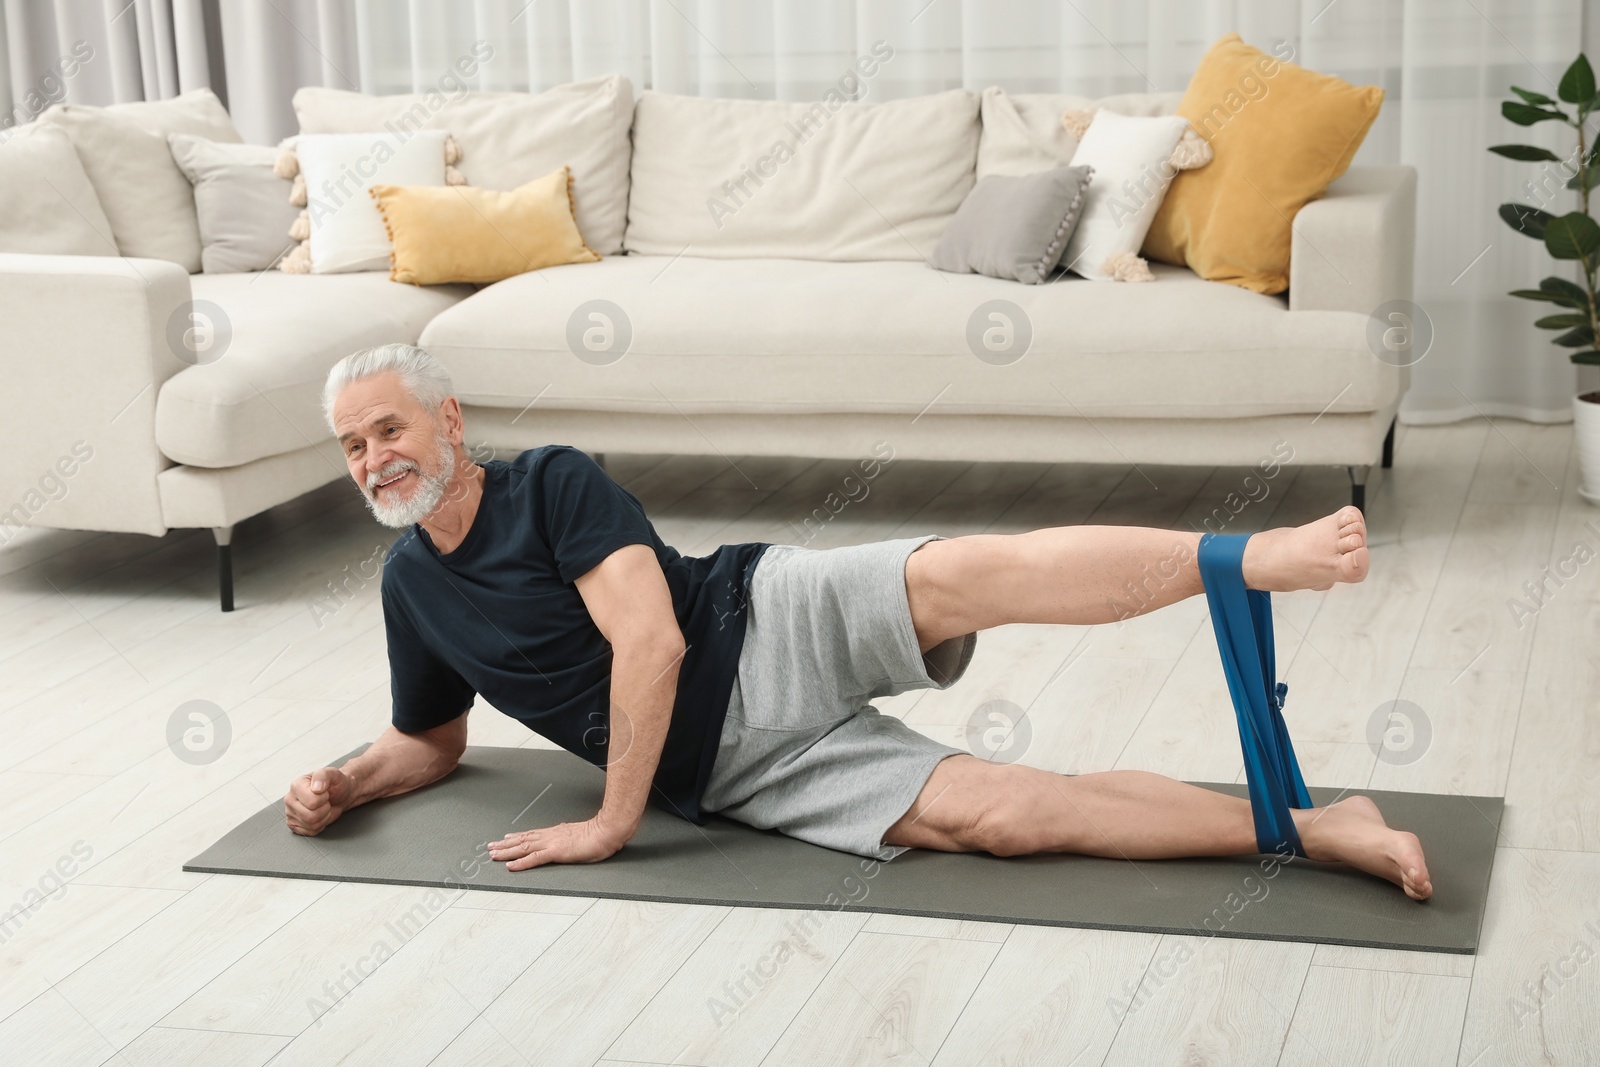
[373, 470, 413, 492]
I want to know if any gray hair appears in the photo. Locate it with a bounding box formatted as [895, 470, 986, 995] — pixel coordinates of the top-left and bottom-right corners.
[322, 343, 455, 431]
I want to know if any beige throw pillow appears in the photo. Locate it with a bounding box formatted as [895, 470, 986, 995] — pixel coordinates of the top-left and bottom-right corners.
[0, 123, 118, 256]
[39, 88, 241, 271]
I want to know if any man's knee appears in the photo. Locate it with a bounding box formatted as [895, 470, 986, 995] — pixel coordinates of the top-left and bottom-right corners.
[904, 539, 961, 653]
[887, 756, 1043, 856]
[942, 763, 1041, 857]
[905, 535, 1016, 653]
[967, 789, 1037, 857]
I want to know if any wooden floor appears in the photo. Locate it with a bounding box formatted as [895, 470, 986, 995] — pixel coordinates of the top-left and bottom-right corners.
[1, 421, 1596, 1066]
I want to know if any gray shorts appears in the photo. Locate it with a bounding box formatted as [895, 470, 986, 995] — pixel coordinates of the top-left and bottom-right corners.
[701, 534, 976, 861]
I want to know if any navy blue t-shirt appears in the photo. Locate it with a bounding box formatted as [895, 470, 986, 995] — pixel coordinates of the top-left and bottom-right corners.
[379, 445, 770, 823]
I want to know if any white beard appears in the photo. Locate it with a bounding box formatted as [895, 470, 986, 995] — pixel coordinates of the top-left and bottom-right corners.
[362, 434, 457, 528]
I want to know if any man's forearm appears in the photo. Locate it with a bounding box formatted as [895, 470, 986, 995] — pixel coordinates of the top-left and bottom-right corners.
[341, 727, 461, 807]
[597, 638, 686, 838]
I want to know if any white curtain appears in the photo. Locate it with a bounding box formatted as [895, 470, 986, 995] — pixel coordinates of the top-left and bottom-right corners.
[5, 0, 1599, 422]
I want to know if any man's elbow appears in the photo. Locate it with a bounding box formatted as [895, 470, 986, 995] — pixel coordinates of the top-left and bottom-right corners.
[402, 714, 468, 770]
[417, 737, 464, 786]
[653, 632, 689, 664]
[617, 630, 688, 670]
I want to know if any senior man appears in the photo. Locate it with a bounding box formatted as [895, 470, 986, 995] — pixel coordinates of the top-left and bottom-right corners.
[286, 343, 1431, 901]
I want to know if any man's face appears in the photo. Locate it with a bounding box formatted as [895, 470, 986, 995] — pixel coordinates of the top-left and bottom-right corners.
[332, 373, 460, 528]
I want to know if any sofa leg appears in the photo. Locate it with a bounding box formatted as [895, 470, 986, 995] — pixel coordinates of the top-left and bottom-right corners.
[1381, 417, 1396, 469]
[1347, 466, 1370, 512]
[214, 526, 234, 612]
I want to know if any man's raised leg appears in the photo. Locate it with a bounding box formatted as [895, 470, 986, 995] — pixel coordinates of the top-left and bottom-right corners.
[883, 755, 1433, 900]
[903, 507, 1369, 653]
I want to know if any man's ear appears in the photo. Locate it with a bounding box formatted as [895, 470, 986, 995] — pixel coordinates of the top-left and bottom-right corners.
[437, 396, 467, 446]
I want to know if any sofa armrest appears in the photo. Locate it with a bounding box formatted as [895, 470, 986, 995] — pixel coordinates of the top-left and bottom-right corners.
[1289, 165, 1417, 315]
[0, 253, 192, 538]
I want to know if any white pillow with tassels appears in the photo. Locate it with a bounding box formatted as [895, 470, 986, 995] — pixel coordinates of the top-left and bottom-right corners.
[1060, 111, 1196, 283]
[273, 130, 464, 274]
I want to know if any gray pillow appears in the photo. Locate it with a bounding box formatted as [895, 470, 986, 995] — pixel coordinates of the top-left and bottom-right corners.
[168, 133, 299, 273]
[929, 164, 1093, 284]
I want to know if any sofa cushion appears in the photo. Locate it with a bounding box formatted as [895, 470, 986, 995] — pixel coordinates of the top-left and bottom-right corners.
[39, 89, 241, 271]
[155, 272, 472, 468]
[624, 89, 980, 261]
[292, 76, 634, 255]
[0, 123, 118, 256]
[977, 87, 1184, 179]
[418, 256, 1398, 421]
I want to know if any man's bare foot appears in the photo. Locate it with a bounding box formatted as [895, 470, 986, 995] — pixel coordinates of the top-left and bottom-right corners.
[1241, 506, 1369, 592]
[1295, 795, 1432, 900]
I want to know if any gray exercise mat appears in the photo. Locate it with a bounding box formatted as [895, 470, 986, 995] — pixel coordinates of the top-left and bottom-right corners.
[187, 745, 1501, 953]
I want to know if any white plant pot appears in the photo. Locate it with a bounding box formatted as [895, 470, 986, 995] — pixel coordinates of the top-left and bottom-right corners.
[1577, 392, 1600, 506]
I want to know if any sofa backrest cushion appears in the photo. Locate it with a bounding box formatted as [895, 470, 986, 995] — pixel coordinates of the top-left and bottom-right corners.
[292, 75, 634, 255]
[38, 88, 242, 272]
[625, 89, 980, 261]
[978, 87, 1184, 179]
[0, 123, 118, 256]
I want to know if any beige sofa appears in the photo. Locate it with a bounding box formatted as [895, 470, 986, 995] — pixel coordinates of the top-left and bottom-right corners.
[0, 77, 1414, 610]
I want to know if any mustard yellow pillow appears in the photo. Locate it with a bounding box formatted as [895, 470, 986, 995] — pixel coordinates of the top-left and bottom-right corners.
[368, 166, 599, 285]
[1142, 34, 1383, 294]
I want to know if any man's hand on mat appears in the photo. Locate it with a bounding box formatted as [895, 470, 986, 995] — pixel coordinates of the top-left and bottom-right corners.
[486, 815, 630, 870]
[284, 768, 354, 836]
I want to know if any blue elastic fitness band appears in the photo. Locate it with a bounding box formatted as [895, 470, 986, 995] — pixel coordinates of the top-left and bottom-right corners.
[1197, 532, 1313, 857]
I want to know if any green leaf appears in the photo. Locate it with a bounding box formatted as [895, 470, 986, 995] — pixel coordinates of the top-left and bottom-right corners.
[1570, 349, 1600, 364]
[1564, 166, 1600, 191]
[1511, 278, 1592, 307]
[1560, 55, 1596, 104]
[1504, 101, 1569, 125]
[1500, 203, 1556, 237]
[1535, 312, 1589, 328]
[1510, 288, 1576, 303]
[1555, 325, 1596, 346]
[1541, 276, 1592, 303]
[1543, 212, 1600, 258]
[1490, 144, 1563, 161]
[1511, 86, 1557, 106]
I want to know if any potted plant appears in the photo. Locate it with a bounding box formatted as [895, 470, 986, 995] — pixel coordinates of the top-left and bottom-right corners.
[1492, 53, 1600, 503]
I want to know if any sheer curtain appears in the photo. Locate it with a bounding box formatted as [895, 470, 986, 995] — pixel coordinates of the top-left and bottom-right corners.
[5, 0, 1599, 422]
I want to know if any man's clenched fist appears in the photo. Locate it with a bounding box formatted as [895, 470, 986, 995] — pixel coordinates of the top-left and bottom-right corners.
[285, 767, 354, 836]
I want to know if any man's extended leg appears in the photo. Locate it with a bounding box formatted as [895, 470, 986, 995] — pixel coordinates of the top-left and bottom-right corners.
[903, 507, 1368, 653]
[886, 506, 1430, 899]
[883, 755, 1433, 900]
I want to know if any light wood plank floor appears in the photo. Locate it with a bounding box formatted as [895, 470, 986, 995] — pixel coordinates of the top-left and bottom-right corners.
[2, 422, 1596, 1066]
